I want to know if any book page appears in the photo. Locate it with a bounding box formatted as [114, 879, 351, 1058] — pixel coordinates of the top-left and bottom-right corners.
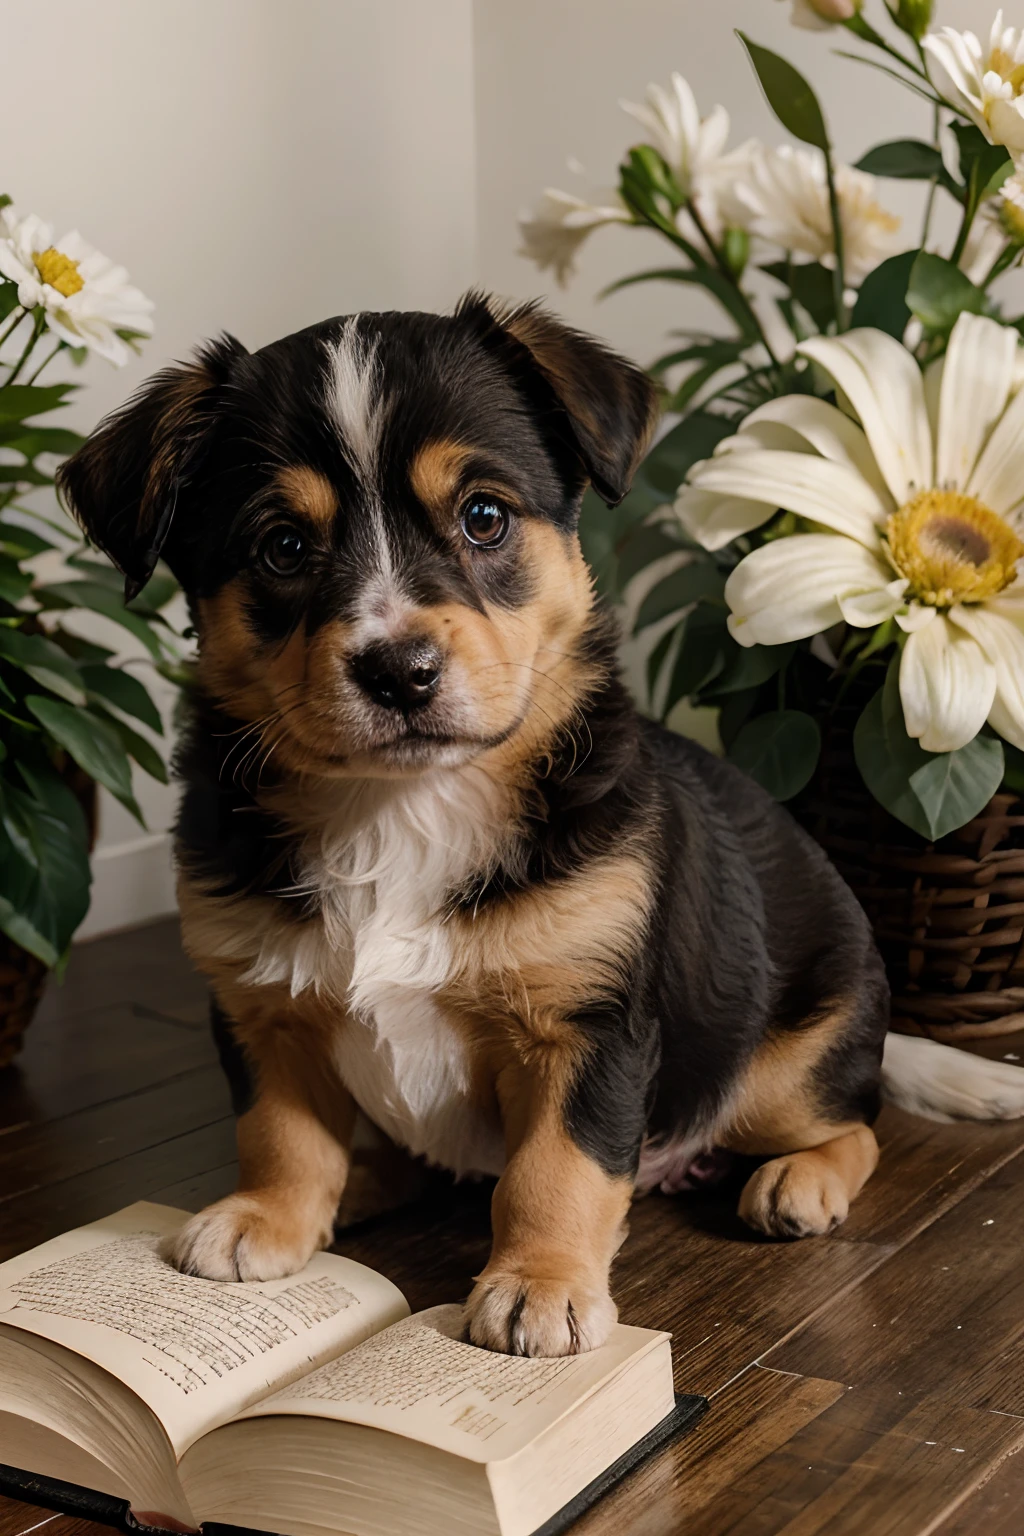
[234, 1304, 668, 1464]
[0, 1203, 409, 1455]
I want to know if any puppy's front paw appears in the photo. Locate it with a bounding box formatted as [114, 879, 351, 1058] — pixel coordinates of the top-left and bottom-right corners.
[165, 1193, 331, 1281]
[738, 1154, 849, 1239]
[465, 1271, 617, 1357]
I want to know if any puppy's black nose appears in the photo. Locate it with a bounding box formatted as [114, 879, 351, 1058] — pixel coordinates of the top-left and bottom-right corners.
[350, 638, 442, 711]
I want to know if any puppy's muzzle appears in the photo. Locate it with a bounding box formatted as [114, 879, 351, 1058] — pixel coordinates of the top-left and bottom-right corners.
[349, 637, 442, 712]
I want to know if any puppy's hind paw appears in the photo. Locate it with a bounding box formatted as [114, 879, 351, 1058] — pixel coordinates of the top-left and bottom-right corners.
[465, 1272, 616, 1357]
[164, 1193, 330, 1282]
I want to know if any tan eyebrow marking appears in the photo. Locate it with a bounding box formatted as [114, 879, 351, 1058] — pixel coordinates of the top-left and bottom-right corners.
[274, 465, 338, 530]
[408, 439, 476, 526]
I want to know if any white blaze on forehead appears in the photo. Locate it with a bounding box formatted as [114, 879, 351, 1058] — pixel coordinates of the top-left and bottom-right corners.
[327, 316, 396, 586]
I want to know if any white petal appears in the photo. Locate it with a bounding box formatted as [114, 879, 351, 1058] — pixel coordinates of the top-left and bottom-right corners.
[895, 602, 938, 633]
[949, 604, 1024, 750]
[967, 366, 1024, 514]
[938, 313, 1019, 490]
[687, 449, 888, 545]
[838, 578, 908, 627]
[724, 533, 893, 646]
[674, 485, 775, 550]
[740, 395, 893, 503]
[899, 617, 995, 752]
[799, 330, 933, 503]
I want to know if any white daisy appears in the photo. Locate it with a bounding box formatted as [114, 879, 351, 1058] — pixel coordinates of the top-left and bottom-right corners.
[959, 171, 1024, 283]
[619, 73, 756, 250]
[518, 189, 631, 286]
[676, 313, 1024, 754]
[735, 145, 902, 284]
[924, 11, 1024, 155]
[775, 0, 860, 29]
[0, 206, 154, 365]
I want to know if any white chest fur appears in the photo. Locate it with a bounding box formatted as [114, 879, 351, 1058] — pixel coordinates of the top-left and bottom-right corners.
[197, 769, 509, 1178]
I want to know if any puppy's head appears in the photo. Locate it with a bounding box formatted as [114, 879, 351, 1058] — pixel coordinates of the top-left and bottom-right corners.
[58, 294, 656, 779]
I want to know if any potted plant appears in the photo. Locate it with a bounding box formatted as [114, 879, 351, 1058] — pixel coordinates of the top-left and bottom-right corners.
[0, 193, 177, 1066]
[520, 2, 1024, 1040]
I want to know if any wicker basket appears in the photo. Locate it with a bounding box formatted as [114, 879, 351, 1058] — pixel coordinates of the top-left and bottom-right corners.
[798, 704, 1024, 1042]
[0, 764, 97, 1069]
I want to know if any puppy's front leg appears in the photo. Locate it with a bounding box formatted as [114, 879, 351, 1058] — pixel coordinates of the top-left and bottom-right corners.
[466, 1051, 638, 1357]
[169, 1001, 355, 1282]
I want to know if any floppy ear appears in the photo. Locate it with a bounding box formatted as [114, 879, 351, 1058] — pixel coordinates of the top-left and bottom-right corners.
[472, 295, 659, 506]
[57, 334, 247, 600]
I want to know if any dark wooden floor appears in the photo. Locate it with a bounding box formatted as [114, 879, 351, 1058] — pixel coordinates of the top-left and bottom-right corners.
[4, 919, 1024, 1536]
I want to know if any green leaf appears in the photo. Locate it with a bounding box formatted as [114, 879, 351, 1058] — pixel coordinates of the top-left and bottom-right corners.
[1003, 742, 1024, 795]
[129, 569, 178, 614]
[952, 122, 1011, 191]
[736, 33, 830, 152]
[640, 412, 736, 498]
[97, 709, 168, 783]
[0, 626, 87, 704]
[853, 664, 1004, 839]
[0, 383, 77, 423]
[761, 260, 835, 333]
[0, 464, 54, 486]
[616, 523, 691, 591]
[663, 603, 730, 713]
[0, 424, 87, 458]
[602, 266, 760, 341]
[0, 517, 57, 557]
[0, 776, 91, 966]
[702, 640, 796, 699]
[0, 555, 32, 605]
[907, 251, 987, 334]
[728, 709, 821, 801]
[634, 562, 726, 631]
[855, 139, 948, 181]
[22, 694, 141, 819]
[81, 664, 163, 733]
[33, 580, 164, 657]
[851, 249, 919, 338]
[0, 283, 19, 323]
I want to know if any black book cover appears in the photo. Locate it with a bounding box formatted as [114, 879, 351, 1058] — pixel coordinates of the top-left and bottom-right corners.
[0, 1393, 707, 1536]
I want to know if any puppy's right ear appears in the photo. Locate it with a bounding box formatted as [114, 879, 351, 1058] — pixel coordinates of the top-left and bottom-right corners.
[57, 334, 247, 600]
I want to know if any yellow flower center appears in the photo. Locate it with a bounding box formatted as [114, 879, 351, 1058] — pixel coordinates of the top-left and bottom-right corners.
[32, 247, 84, 298]
[885, 489, 1024, 608]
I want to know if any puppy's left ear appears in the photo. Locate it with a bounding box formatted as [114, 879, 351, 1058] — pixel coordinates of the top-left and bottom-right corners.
[478, 296, 659, 506]
[57, 333, 246, 600]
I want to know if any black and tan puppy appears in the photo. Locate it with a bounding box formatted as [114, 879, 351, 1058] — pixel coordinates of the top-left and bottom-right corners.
[59, 295, 1024, 1357]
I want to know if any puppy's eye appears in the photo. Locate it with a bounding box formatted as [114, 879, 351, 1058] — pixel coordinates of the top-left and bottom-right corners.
[260, 527, 307, 576]
[460, 499, 510, 548]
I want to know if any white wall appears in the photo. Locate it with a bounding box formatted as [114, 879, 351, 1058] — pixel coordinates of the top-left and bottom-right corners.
[5, 0, 477, 936]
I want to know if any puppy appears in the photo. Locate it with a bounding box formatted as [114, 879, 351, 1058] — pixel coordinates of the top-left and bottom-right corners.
[59, 294, 1024, 1357]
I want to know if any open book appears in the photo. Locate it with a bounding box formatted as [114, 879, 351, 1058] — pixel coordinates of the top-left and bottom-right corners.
[0, 1204, 704, 1536]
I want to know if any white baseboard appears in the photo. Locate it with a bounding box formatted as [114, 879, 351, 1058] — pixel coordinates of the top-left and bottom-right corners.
[76, 832, 178, 942]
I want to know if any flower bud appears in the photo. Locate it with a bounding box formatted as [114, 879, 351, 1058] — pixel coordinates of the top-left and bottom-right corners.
[892, 0, 933, 42]
[786, 0, 861, 27]
[722, 226, 750, 278]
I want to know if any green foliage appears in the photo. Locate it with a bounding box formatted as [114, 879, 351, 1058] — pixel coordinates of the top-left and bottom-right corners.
[727, 710, 821, 802]
[0, 241, 177, 967]
[736, 34, 829, 152]
[851, 249, 919, 337]
[907, 251, 988, 334]
[853, 662, 1005, 840]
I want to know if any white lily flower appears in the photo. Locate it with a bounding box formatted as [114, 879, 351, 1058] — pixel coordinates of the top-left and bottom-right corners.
[676, 313, 1024, 754]
[735, 145, 902, 284]
[924, 11, 1024, 155]
[518, 189, 631, 286]
[776, 0, 861, 30]
[0, 206, 154, 366]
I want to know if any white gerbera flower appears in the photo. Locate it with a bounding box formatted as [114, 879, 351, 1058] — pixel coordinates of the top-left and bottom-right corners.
[676, 313, 1024, 754]
[0, 206, 154, 365]
[518, 189, 631, 285]
[959, 171, 1024, 283]
[775, 0, 861, 30]
[735, 145, 901, 284]
[924, 11, 1024, 155]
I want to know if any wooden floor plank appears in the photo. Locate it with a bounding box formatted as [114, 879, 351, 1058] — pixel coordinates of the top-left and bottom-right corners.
[933, 1443, 1024, 1534]
[764, 1148, 1024, 1416]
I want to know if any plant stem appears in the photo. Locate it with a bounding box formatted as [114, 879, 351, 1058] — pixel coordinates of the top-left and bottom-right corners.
[25, 339, 63, 385]
[0, 305, 26, 356]
[950, 171, 982, 265]
[4, 311, 46, 387]
[844, 13, 930, 79]
[920, 103, 941, 249]
[983, 243, 1023, 284]
[824, 150, 848, 331]
[684, 198, 781, 367]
